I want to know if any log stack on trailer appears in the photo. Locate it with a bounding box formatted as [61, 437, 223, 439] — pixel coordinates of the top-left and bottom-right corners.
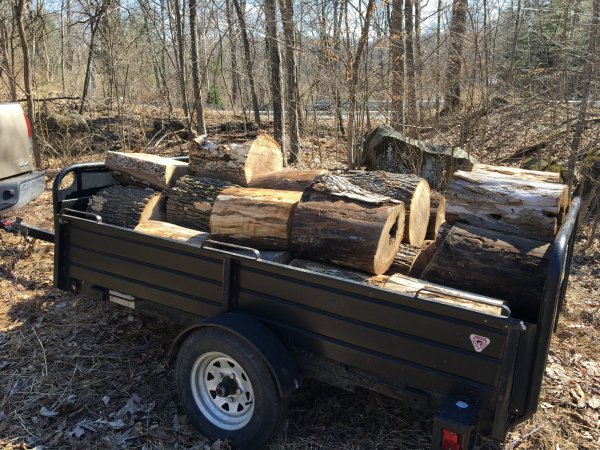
[90, 134, 570, 323]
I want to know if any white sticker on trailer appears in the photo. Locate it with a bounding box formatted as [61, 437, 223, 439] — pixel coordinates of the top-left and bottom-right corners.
[470, 334, 491, 352]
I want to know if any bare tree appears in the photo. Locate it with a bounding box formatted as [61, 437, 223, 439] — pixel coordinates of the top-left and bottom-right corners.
[279, 0, 300, 163]
[442, 0, 468, 113]
[232, 0, 261, 125]
[225, 0, 240, 112]
[404, 0, 418, 134]
[390, 0, 405, 130]
[264, 0, 285, 153]
[189, 0, 206, 134]
[14, 0, 41, 167]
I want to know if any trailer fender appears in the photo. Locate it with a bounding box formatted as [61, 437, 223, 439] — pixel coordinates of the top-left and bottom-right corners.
[169, 313, 300, 397]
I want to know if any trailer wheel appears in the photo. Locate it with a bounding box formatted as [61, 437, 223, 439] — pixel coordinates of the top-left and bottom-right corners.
[175, 327, 286, 449]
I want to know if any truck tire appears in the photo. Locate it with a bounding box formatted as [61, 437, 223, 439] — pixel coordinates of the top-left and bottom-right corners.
[175, 327, 287, 449]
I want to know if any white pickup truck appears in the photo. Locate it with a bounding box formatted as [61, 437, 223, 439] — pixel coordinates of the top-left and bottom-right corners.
[0, 103, 45, 212]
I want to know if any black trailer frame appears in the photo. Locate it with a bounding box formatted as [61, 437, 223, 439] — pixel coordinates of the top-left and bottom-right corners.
[3, 162, 581, 449]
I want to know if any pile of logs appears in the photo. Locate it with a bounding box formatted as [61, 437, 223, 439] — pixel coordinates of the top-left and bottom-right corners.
[90, 134, 570, 322]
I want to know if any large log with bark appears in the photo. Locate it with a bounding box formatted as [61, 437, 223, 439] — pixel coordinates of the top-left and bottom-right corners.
[134, 220, 209, 246]
[210, 187, 302, 250]
[189, 135, 283, 186]
[248, 168, 328, 191]
[289, 259, 507, 316]
[426, 191, 446, 240]
[291, 175, 405, 275]
[88, 185, 165, 228]
[105, 151, 189, 190]
[472, 163, 560, 184]
[388, 244, 422, 276]
[341, 171, 430, 246]
[166, 176, 236, 232]
[421, 224, 551, 322]
[445, 170, 568, 241]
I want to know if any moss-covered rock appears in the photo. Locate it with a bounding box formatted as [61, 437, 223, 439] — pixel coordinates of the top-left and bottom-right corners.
[45, 111, 89, 133]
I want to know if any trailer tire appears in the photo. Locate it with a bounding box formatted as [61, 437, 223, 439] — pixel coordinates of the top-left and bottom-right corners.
[175, 326, 286, 450]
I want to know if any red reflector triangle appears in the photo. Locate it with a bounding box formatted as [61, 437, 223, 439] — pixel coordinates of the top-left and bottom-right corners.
[470, 334, 491, 352]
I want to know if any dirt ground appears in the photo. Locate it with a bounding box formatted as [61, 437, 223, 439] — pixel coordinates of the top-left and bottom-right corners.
[1, 105, 599, 449]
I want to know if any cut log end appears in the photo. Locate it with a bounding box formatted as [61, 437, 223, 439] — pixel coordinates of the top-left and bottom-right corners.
[374, 206, 406, 275]
[406, 179, 431, 246]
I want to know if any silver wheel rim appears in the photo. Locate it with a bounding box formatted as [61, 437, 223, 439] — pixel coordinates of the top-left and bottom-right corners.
[190, 351, 255, 430]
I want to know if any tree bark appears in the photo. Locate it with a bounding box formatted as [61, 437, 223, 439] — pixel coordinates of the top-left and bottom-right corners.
[264, 0, 286, 153]
[404, 0, 418, 134]
[210, 187, 302, 250]
[445, 171, 568, 241]
[167, 175, 236, 232]
[105, 151, 189, 190]
[15, 0, 42, 168]
[390, 0, 404, 130]
[442, 0, 468, 113]
[172, 0, 193, 137]
[225, 0, 240, 111]
[189, 135, 283, 186]
[189, 0, 207, 134]
[341, 171, 431, 246]
[279, 0, 300, 163]
[88, 186, 166, 228]
[232, 0, 261, 125]
[421, 224, 551, 322]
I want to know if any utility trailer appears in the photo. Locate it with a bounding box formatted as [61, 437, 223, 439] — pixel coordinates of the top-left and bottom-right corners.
[1, 161, 580, 450]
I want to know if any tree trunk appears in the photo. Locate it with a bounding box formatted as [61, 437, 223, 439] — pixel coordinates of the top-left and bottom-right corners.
[248, 168, 328, 191]
[414, 0, 423, 124]
[390, 0, 404, 130]
[472, 163, 561, 183]
[134, 220, 209, 246]
[264, 0, 286, 153]
[210, 187, 302, 250]
[442, 0, 468, 113]
[232, 0, 261, 125]
[426, 191, 446, 240]
[421, 224, 551, 322]
[279, 0, 300, 163]
[291, 175, 405, 275]
[341, 171, 431, 246]
[189, 0, 207, 134]
[88, 186, 166, 228]
[445, 171, 568, 241]
[404, 0, 417, 134]
[167, 175, 236, 232]
[15, 0, 42, 168]
[225, 0, 240, 111]
[172, 0, 193, 137]
[388, 244, 421, 275]
[189, 135, 283, 186]
[105, 151, 189, 190]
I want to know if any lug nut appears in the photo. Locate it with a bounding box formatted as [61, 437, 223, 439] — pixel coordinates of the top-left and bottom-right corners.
[236, 388, 242, 395]
[229, 373, 235, 379]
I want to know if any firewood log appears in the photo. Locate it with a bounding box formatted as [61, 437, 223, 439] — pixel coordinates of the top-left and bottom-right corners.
[410, 240, 439, 278]
[210, 187, 302, 250]
[88, 185, 165, 228]
[289, 259, 507, 316]
[388, 244, 422, 276]
[290, 175, 405, 275]
[341, 171, 431, 246]
[421, 224, 550, 322]
[472, 163, 560, 184]
[445, 170, 568, 241]
[426, 191, 446, 240]
[166, 175, 236, 232]
[189, 135, 283, 186]
[134, 220, 209, 246]
[105, 151, 188, 190]
[248, 168, 328, 191]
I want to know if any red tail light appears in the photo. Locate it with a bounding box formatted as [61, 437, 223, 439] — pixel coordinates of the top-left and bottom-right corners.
[23, 113, 32, 138]
[441, 429, 462, 450]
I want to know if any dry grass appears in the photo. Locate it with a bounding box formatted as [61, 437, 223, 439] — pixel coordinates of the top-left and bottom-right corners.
[1, 102, 599, 449]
